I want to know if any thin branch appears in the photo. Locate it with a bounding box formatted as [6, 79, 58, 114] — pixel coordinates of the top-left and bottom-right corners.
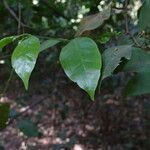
[3, 0, 29, 28]
[17, 2, 21, 34]
[124, 0, 129, 34]
[124, 0, 150, 50]
[2, 69, 14, 95]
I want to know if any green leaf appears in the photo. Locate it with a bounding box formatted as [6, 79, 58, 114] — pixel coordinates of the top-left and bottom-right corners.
[124, 72, 150, 96]
[40, 39, 60, 52]
[18, 119, 39, 137]
[60, 37, 102, 100]
[99, 32, 112, 44]
[102, 45, 132, 80]
[75, 5, 111, 36]
[11, 35, 40, 90]
[123, 48, 150, 96]
[0, 103, 10, 129]
[0, 34, 29, 52]
[123, 48, 150, 73]
[138, 0, 150, 32]
[0, 36, 17, 51]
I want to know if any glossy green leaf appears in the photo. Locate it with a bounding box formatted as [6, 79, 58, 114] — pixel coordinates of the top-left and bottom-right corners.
[123, 48, 150, 73]
[0, 103, 10, 129]
[18, 119, 39, 137]
[40, 39, 60, 52]
[11, 36, 40, 90]
[75, 5, 111, 36]
[102, 45, 132, 80]
[138, 0, 150, 32]
[0, 36, 17, 51]
[60, 37, 102, 100]
[124, 72, 150, 96]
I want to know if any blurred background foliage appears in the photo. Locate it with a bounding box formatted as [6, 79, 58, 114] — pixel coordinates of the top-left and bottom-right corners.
[0, 0, 142, 37]
[0, 0, 144, 76]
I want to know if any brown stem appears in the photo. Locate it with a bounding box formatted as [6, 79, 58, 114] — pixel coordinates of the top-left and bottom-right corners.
[124, 0, 129, 34]
[17, 2, 21, 34]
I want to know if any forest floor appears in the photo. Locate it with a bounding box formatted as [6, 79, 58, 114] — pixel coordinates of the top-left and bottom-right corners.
[0, 66, 149, 150]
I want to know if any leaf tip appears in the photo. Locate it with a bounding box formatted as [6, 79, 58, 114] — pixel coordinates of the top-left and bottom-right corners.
[23, 78, 29, 91]
[90, 97, 95, 101]
[88, 90, 95, 101]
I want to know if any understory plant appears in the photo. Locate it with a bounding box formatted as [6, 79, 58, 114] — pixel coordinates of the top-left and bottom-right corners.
[0, 0, 149, 133]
